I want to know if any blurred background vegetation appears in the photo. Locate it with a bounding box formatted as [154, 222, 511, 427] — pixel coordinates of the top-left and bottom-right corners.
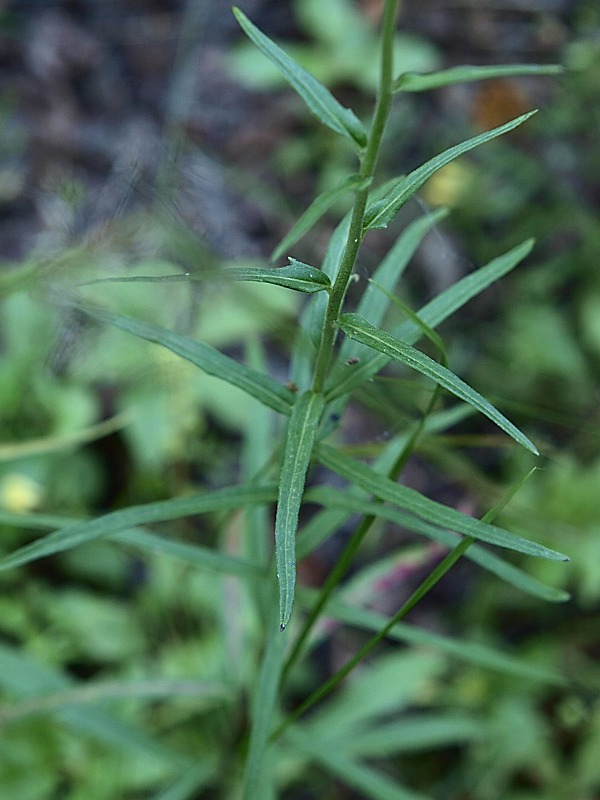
[0, 0, 599, 797]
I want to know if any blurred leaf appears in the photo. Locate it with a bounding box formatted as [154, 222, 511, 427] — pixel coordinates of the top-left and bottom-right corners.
[82, 262, 332, 294]
[77, 304, 295, 415]
[286, 728, 427, 800]
[319, 596, 565, 683]
[0, 645, 187, 765]
[233, 7, 367, 149]
[394, 64, 564, 93]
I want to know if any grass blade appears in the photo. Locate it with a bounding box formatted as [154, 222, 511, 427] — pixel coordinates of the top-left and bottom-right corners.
[394, 64, 564, 93]
[314, 445, 568, 561]
[78, 304, 295, 414]
[0, 484, 278, 570]
[326, 239, 534, 399]
[335, 714, 483, 756]
[338, 312, 539, 455]
[364, 112, 536, 230]
[276, 391, 325, 629]
[233, 7, 367, 149]
[271, 175, 370, 261]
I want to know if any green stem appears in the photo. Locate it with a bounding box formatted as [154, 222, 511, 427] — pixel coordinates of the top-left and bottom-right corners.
[311, 0, 401, 393]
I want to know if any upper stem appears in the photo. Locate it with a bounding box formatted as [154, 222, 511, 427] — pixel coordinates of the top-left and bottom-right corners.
[311, 0, 401, 393]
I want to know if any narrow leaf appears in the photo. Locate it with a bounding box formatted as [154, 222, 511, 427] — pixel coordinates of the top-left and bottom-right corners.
[243, 598, 286, 800]
[271, 175, 370, 261]
[394, 64, 564, 93]
[0, 484, 278, 570]
[364, 112, 536, 230]
[78, 304, 295, 414]
[226, 262, 331, 292]
[326, 239, 534, 400]
[336, 714, 483, 757]
[314, 445, 568, 561]
[233, 7, 367, 149]
[80, 263, 331, 293]
[338, 312, 538, 455]
[276, 391, 325, 629]
[337, 209, 448, 366]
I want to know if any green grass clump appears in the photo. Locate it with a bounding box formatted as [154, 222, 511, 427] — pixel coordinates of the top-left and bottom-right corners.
[0, 3, 574, 798]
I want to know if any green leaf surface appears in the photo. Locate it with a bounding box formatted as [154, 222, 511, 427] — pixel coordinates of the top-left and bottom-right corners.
[364, 112, 536, 230]
[0, 644, 188, 764]
[0, 484, 278, 571]
[271, 175, 370, 261]
[338, 312, 538, 454]
[394, 63, 564, 92]
[78, 304, 295, 414]
[304, 487, 568, 602]
[326, 239, 534, 399]
[314, 446, 568, 561]
[243, 601, 286, 800]
[334, 714, 484, 756]
[225, 261, 331, 292]
[233, 7, 367, 149]
[276, 391, 325, 629]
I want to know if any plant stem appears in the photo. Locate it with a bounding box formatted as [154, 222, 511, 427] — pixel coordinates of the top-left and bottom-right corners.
[311, 0, 401, 393]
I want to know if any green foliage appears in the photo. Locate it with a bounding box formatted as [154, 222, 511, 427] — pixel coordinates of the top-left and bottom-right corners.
[2, 2, 592, 798]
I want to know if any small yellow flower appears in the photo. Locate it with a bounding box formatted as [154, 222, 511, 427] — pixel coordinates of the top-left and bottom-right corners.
[422, 159, 474, 208]
[0, 473, 44, 513]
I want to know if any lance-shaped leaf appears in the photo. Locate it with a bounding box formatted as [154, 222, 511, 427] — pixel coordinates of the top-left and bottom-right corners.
[80, 262, 331, 294]
[315, 444, 568, 562]
[394, 64, 563, 93]
[78, 305, 295, 414]
[305, 487, 569, 602]
[0, 484, 278, 571]
[233, 7, 367, 150]
[326, 239, 534, 400]
[338, 312, 538, 455]
[276, 391, 325, 629]
[364, 111, 536, 230]
[271, 175, 371, 261]
[336, 208, 449, 368]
